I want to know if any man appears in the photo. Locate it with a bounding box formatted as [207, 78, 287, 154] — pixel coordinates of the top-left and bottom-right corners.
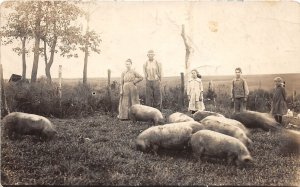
[143, 50, 162, 110]
[231, 67, 249, 112]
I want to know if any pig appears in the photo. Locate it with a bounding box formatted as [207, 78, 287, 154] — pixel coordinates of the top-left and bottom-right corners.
[135, 123, 194, 153]
[231, 110, 282, 131]
[193, 110, 225, 121]
[201, 116, 253, 146]
[202, 115, 250, 135]
[2, 112, 57, 141]
[174, 121, 204, 134]
[190, 130, 253, 167]
[168, 112, 194, 123]
[278, 129, 300, 156]
[129, 104, 164, 125]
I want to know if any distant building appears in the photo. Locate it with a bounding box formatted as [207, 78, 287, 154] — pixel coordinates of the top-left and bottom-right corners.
[8, 74, 22, 82]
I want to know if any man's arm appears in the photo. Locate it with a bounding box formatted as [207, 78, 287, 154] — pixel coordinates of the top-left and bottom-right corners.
[230, 80, 234, 100]
[244, 79, 249, 98]
[143, 63, 148, 81]
[157, 61, 162, 81]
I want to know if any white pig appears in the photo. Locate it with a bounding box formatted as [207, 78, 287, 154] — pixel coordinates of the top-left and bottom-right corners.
[191, 130, 253, 167]
[201, 117, 253, 146]
[135, 123, 193, 153]
[129, 104, 164, 125]
[168, 112, 194, 123]
[202, 115, 249, 135]
[2, 112, 57, 141]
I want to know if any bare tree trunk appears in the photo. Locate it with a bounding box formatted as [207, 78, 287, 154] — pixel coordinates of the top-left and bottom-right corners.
[83, 11, 90, 85]
[30, 3, 42, 83]
[45, 35, 57, 84]
[181, 24, 192, 92]
[83, 45, 88, 85]
[21, 37, 27, 81]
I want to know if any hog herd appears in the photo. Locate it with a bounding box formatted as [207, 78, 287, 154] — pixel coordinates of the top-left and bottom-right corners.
[130, 104, 300, 167]
[2, 104, 300, 168]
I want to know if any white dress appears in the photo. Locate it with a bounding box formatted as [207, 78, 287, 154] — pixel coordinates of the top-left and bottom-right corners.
[187, 78, 205, 111]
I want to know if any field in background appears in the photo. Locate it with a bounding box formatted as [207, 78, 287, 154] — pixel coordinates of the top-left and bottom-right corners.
[52, 73, 300, 95]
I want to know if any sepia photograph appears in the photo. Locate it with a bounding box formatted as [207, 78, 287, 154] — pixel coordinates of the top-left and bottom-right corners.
[0, 0, 300, 185]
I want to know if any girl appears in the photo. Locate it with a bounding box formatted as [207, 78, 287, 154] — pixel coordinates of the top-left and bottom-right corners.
[271, 77, 287, 124]
[187, 69, 205, 114]
[118, 59, 143, 120]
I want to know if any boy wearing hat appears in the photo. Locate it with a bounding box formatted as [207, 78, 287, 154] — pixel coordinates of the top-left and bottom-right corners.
[231, 67, 249, 112]
[143, 50, 162, 110]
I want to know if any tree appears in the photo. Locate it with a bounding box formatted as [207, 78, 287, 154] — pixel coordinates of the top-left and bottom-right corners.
[80, 30, 101, 84]
[1, 1, 32, 81]
[30, 2, 43, 83]
[40, 1, 83, 83]
[181, 24, 192, 91]
[78, 1, 101, 85]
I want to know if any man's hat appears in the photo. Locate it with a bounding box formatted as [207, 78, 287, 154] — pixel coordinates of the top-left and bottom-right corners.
[147, 50, 155, 55]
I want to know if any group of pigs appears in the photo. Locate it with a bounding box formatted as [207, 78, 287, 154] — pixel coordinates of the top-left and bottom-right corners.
[130, 104, 300, 167]
[2, 104, 300, 168]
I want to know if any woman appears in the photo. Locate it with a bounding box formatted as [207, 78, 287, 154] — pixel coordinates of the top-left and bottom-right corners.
[187, 69, 205, 114]
[118, 59, 143, 120]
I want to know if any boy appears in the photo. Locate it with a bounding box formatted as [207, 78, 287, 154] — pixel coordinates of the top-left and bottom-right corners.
[231, 67, 249, 112]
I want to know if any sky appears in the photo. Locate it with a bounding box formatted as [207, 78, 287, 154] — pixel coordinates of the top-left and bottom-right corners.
[1, 1, 300, 79]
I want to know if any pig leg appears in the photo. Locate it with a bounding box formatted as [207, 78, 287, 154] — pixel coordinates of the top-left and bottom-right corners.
[227, 153, 236, 165]
[7, 129, 14, 140]
[130, 113, 137, 123]
[152, 143, 159, 156]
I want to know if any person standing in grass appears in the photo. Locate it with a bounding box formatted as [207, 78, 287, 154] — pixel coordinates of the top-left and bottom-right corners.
[143, 50, 162, 110]
[118, 59, 143, 120]
[271, 77, 287, 125]
[231, 67, 249, 113]
[187, 69, 205, 114]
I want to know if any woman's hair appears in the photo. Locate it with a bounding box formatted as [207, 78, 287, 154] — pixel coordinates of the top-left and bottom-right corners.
[126, 58, 132, 64]
[191, 69, 202, 78]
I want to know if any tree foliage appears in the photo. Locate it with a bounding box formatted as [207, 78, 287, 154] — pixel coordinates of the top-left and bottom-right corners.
[1, 1, 101, 83]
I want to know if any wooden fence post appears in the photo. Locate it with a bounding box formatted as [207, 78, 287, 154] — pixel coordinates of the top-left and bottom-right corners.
[0, 64, 10, 117]
[180, 72, 185, 107]
[58, 65, 62, 117]
[108, 69, 112, 116]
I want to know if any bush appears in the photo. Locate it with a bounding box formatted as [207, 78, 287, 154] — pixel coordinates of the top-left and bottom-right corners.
[5, 81, 61, 117]
[3, 80, 300, 118]
[247, 89, 272, 113]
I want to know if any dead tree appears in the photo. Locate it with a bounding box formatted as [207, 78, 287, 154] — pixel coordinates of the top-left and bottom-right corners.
[181, 24, 192, 92]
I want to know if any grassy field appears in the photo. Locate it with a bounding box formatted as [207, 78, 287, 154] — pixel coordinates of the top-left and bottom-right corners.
[53, 73, 300, 96]
[1, 111, 300, 185]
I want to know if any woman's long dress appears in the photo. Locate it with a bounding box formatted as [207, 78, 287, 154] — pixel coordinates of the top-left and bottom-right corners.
[118, 69, 143, 119]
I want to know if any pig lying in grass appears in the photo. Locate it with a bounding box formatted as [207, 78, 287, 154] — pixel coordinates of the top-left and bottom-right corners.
[191, 130, 253, 167]
[278, 129, 300, 156]
[2, 112, 57, 141]
[202, 115, 250, 135]
[193, 110, 225, 121]
[200, 116, 253, 147]
[129, 104, 164, 125]
[168, 112, 194, 123]
[231, 110, 282, 131]
[135, 123, 193, 154]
